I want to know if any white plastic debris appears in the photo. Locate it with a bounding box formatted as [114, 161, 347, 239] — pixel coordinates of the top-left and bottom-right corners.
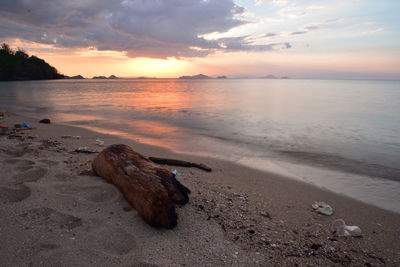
[172, 169, 181, 178]
[95, 138, 105, 147]
[312, 201, 333, 216]
[61, 135, 80, 139]
[331, 219, 362, 237]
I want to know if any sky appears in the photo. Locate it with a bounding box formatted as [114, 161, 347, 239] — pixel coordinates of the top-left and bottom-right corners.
[1, 0, 399, 79]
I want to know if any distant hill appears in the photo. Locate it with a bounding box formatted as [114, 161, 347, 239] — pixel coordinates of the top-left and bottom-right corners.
[92, 75, 119, 79]
[261, 74, 277, 79]
[179, 74, 211, 79]
[135, 76, 156, 79]
[216, 75, 227, 79]
[64, 75, 85, 79]
[260, 74, 290, 79]
[0, 43, 64, 81]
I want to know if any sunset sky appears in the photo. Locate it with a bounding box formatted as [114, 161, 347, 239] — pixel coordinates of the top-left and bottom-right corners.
[1, 0, 399, 79]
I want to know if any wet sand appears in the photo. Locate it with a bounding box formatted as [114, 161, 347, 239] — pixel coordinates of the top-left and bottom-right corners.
[0, 113, 399, 266]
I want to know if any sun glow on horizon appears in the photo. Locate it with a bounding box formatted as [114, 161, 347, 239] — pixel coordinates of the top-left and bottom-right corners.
[3, 0, 400, 81]
[125, 57, 191, 78]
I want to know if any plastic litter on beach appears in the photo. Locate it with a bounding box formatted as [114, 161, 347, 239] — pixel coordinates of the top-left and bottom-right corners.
[14, 123, 30, 128]
[312, 201, 333, 216]
[95, 138, 105, 147]
[14, 123, 34, 131]
[62, 135, 81, 139]
[172, 169, 181, 178]
[331, 219, 362, 237]
[74, 147, 96, 154]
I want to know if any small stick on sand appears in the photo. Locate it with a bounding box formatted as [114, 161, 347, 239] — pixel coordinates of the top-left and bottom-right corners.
[149, 157, 212, 172]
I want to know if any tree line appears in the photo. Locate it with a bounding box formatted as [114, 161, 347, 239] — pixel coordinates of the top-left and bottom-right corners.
[0, 43, 64, 81]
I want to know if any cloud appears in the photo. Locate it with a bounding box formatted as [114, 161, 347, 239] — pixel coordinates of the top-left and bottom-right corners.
[362, 28, 385, 35]
[290, 31, 307, 35]
[289, 19, 339, 36]
[0, 0, 284, 58]
[264, 33, 277, 38]
[271, 0, 288, 6]
[278, 4, 306, 19]
[304, 26, 318, 31]
[254, 0, 288, 6]
[217, 35, 291, 51]
[277, 3, 324, 19]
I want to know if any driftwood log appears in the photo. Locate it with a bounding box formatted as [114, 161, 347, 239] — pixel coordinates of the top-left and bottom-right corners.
[92, 144, 190, 229]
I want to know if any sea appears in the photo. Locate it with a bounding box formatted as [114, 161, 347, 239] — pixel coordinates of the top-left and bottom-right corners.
[1, 78, 399, 212]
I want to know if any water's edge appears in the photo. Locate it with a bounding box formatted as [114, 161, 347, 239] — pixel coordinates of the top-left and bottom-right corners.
[70, 119, 400, 214]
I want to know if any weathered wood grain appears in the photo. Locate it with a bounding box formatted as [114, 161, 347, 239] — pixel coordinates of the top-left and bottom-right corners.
[92, 144, 190, 229]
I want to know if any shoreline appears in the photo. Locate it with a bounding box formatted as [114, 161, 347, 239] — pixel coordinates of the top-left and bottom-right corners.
[71, 119, 400, 214]
[1, 113, 400, 266]
[2, 78, 400, 215]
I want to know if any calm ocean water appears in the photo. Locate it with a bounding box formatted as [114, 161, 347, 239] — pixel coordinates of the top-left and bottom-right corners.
[1, 79, 399, 212]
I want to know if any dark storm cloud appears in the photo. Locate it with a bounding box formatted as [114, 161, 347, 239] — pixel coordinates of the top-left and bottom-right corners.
[0, 0, 289, 58]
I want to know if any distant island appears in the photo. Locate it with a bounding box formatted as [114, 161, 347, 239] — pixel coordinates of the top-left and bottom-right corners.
[216, 75, 227, 79]
[179, 74, 211, 79]
[0, 43, 63, 81]
[64, 75, 85, 79]
[92, 75, 119, 79]
[135, 76, 157, 79]
[261, 74, 278, 79]
[260, 74, 290, 79]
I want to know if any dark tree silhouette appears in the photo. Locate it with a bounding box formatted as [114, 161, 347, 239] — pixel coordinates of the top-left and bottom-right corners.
[0, 43, 64, 81]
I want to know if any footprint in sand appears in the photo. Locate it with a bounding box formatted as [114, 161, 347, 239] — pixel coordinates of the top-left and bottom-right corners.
[54, 173, 78, 182]
[0, 146, 30, 157]
[130, 263, 159, 267]
[0, 184, 31, 204]
[38, 159, 59, 166]
[38, 243, 60, 251]
[13, 167, 48, 183]
[53, 183, 119, 203]
[4, 158, 35, 172]
[19, 207, 82, 230]
[88, 227, 137, 255]
[31, 248, 122, 267]
[4, 158, 35, 165]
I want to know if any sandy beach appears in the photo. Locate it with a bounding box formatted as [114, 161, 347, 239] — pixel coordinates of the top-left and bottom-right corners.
[1, 112, 399, 266]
